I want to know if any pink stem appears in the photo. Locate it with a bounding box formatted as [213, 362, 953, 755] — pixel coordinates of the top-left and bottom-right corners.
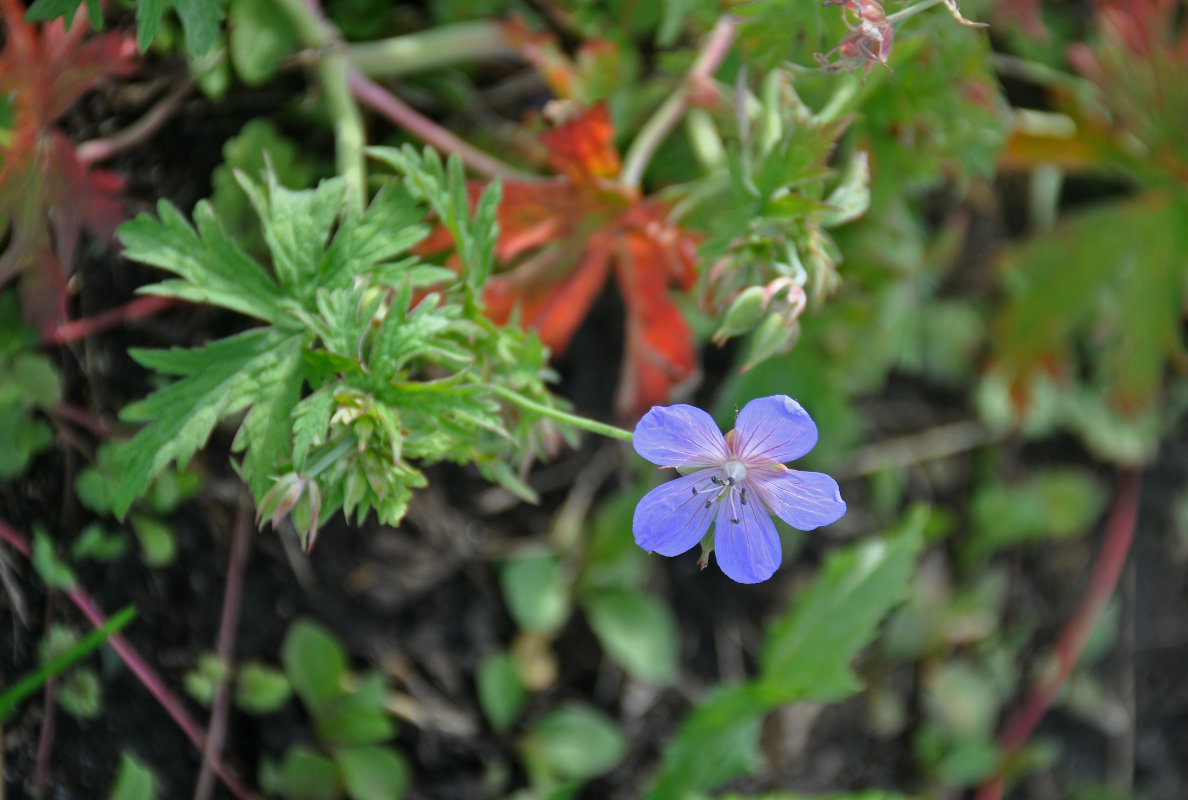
[48, 296, 177, 345]
[976, 468, 1142, 800]
[193, 493, 253, 800]
[349, 70, 532, 180]
[0, 518, 258, 800]
[76, 80, 195, 166]
[50, 403, 114, 438]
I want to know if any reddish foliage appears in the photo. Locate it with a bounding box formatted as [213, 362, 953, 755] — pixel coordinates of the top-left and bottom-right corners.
[0, 0, 135, 333]
[425, 105, 700, 417]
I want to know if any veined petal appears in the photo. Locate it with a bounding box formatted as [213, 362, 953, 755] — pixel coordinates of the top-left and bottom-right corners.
[750, 468, 846, 531]
[633, 404, 729, 467]
[633, 471, 720, 557]
[733, 395, 819, 464]
[712, 495, 781, 584]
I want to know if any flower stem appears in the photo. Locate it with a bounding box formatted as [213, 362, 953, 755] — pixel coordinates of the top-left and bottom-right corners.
[349, 71, 530, 180]
[619, 15, 738, 189]
[193, 491, 253, 800]
[76, 79, 194, 166]
[347, 21, 514, 79]
[487, 385, 633, 442]
[272, 0, 367, 212]
[975, 468, 1142, 800]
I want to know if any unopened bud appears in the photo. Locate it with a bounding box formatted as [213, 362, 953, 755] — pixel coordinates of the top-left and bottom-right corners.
[712, 286, 768, 346]
[742, 312, 801, 373]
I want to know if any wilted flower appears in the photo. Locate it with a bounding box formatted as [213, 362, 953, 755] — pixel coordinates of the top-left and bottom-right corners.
[632, 396, 847, 583]
[815, 0, 894, 77]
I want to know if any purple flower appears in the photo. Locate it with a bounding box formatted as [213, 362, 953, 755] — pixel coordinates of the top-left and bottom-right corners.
[632, 396, 847, 584]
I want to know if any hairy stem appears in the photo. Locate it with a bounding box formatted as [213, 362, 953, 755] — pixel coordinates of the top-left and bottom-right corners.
[619, 15, 738, 189]
[487, 384, 633, 442]
[347, 20, 514, 79]
[76, 80, 194, 166]
[48, 295, 177, 345]
[0, 519, 258, 800]
[349, 71, 530, 179]
[975, 468, 1142, 800]
[193, 492, 254, 800]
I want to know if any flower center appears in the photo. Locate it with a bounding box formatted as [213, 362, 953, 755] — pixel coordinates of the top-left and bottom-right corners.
[690, 460, 750, 523]
[722, 459, 748, 484]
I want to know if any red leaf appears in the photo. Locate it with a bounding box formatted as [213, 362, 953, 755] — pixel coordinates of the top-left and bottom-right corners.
[424, 105, 701, 417]
[0, 0, 135, 333]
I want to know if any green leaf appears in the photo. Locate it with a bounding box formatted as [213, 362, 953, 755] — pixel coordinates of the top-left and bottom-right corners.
[233, 338, 305, 498]
[0, 400, 53, 479]
[314, 672, 396, 746]
[72, 523, 128, 562]
[275, 746, 340, 800]
[500, 554, 571, 634]
[282, 618, 348, 712]
[24, 0, 102, 29]
[0, 606, 135, 724]
[584, 590, 679, 685]
[171, 0, 226, 56]
[183, 652, 225, 707]
[646, 518, 924, 800]
[130, 514, 176, 567]
[476, 651, 526, 733]
[334, 745, 409, 800]
[10, 352, 61, 408]
[118, 199, 290, 325]
[135, 0, 166, 51]
[318, 183, 430, 292]
[107, 752, 157, 800]
[228, 0, 296, 85]
[32, 528, 76, 591]
[113, 328, 302, 517]
[523, 703, 627, 782]
[238, 173, 346, 304]
[758, 517, 925, 702]
[59, 668, 102, 718]
[643, 684, 768, 800]
[235, 661, 292, 714]
[965, 470, 1105, 564]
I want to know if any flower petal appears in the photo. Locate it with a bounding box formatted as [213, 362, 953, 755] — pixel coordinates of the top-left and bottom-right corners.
[733, 395, 819, 464]
[712, 495, 781, 584]
[750, 468, 846, 530]
[633, 471, 720, 556]
[633, 404, 729, 467]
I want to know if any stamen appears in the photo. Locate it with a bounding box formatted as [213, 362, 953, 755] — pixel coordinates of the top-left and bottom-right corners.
[740, 487, 748, 506]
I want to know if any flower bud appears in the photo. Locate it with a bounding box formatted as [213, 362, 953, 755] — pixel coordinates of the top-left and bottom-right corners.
[712, 286, 768, 346]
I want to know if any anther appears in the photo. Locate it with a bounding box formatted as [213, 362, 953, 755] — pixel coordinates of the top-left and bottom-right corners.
[740, 487, 748, 506]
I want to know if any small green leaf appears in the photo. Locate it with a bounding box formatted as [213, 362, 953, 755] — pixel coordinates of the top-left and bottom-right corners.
[59, 669, 102, 718]
[72, 523, 128, 562]
[172, 0, 226, 55]
[107, 752, 157, 800]
[335, 745, 409, 800]
[584, 590, 678, 685]
[276, 746, 340, 800]
[130, 514, 176, 567]
[235, 661, 292, 714]
[523, 704, 627, 782]
[183, 653, 226, 707]
[500, 554, 570, 634]
[24, 0, 102, 29]
[282, 618, 348, 712]
[228, 0, 296, 85]
[32, 528, 76, 591]
[314, 672, 395, 746]
[476, 651, 526, 733]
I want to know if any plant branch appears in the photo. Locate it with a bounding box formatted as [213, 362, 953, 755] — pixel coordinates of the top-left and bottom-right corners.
[975, 468, 1142, 800]
[347, 20, 515, 79]
[486, 384, 633, 442]
[619, 15, 738, 189]
[194, 491, 254, 800]
[76, 80, 195, 166]
[48, 295, 177, 345]
[0, 518, 258, 800]
[349, 71, 531, 180]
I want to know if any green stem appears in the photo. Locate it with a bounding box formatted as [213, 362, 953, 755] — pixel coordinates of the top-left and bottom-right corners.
[620, 15, 738, 189]
[347, 21, 514, 79]
[488, 385, 633, 442]
[272, 0, 367, 211]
